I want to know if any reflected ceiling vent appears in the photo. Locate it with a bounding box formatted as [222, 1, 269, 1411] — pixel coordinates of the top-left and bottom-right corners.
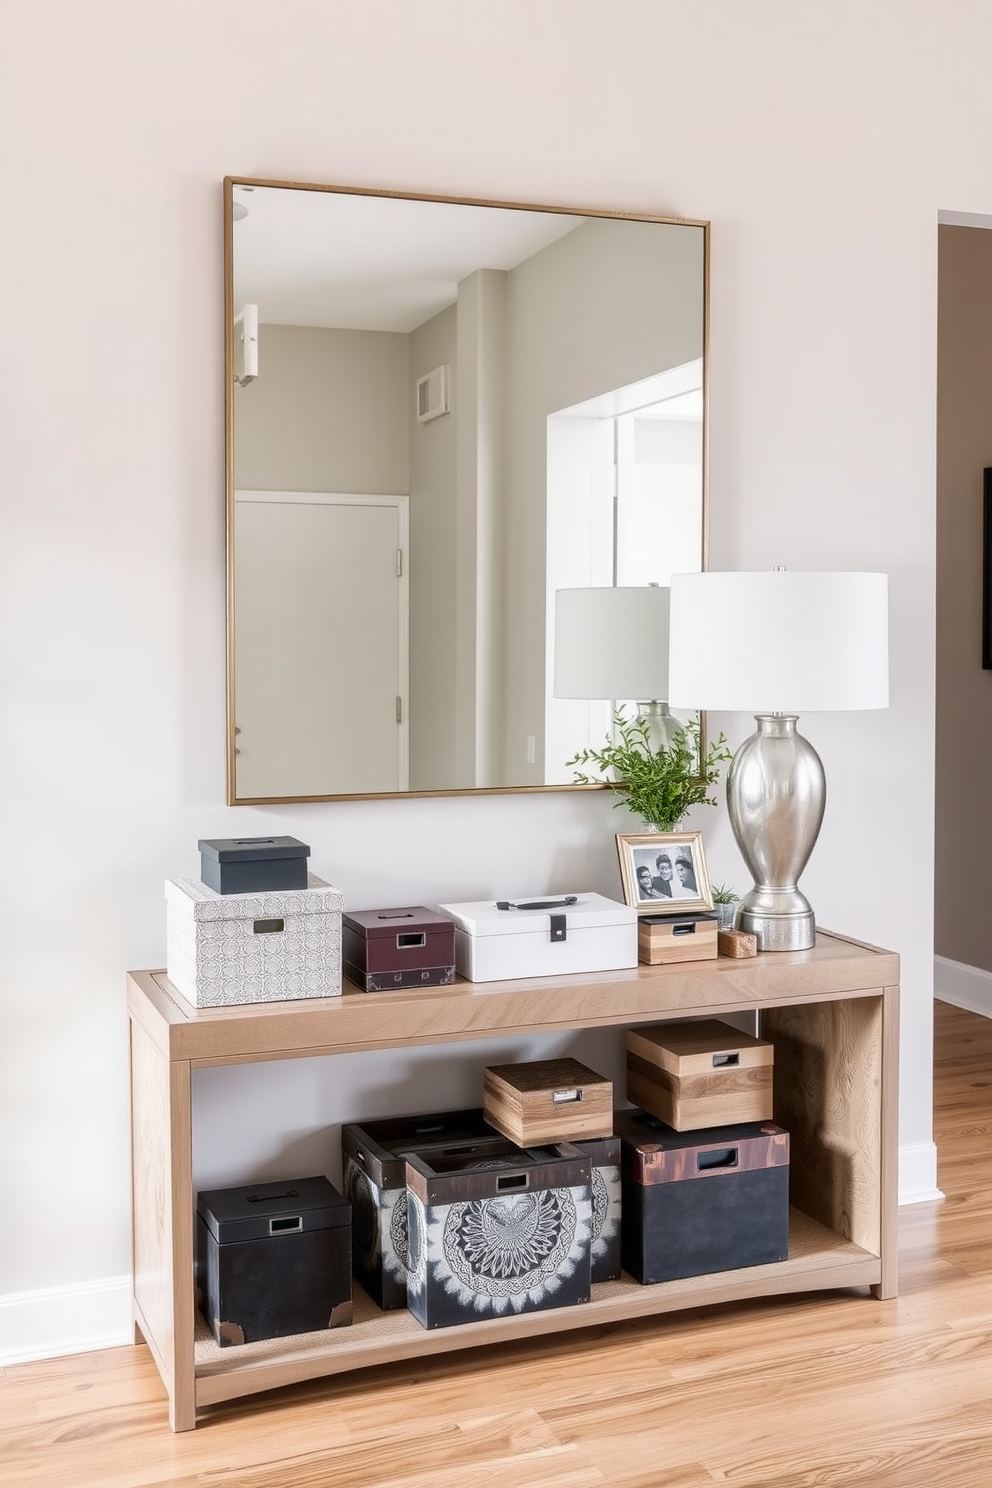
[416, 365, 449, 423]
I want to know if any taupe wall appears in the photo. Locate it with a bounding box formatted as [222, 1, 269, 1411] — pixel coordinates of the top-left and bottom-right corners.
[233, 324, 409, 491]
[935, 225, 992, 968]
[408, 305, 458, 789]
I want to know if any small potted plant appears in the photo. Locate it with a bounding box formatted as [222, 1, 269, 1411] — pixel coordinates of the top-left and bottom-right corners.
[711, 884, 741, 931]
[566, 711, 732, 833]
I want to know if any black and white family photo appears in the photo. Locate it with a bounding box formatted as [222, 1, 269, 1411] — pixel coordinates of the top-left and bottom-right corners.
[616, 831, 713, 915]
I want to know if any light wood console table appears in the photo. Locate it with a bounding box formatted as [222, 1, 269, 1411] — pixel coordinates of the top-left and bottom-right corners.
[126, 929, 899, 1431]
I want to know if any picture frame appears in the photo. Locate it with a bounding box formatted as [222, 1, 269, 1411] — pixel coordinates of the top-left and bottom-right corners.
[615, 830, 714, 916]
[984, 468, 992, 670]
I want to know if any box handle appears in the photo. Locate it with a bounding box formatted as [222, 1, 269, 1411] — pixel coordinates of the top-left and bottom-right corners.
[234, 837, 277, 845]
[552, 1088, 582, 1105]
[697, 1147, 738, 1172]
[496, 1172, 529, 1191]
[396, 932, 427, 949]
[712, 1052, 740, 1068]
[253, 918, 285, 935]
[673, 922, 697, 937]
[377, 911, 415, 920]
[269, 1215, 303, 1234]
[247, 1188, 300, 1202]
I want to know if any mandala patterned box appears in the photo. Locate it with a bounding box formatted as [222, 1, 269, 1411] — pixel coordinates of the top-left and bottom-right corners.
[165, 873, 343, 1007]
[404, 1143, 594, 1329]
[341, 1109, 513, 1311]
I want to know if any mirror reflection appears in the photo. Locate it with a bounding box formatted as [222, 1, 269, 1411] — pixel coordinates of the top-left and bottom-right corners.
[226, 179, 708, 804]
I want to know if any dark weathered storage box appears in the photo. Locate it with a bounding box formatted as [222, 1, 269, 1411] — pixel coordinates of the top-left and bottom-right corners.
[195, 1176, 351, 1346]
[197, 835, 310, 895]
[342, 1109, 507, 1309]
[575, 1133, 622, 1283]
[342, 906, 456, 992]
[626, 1018, 774, 1131]
[483, 1057, 613, 1145]
[404, 1143, 593, 1329]
[637, 912, 719, 965]
[615, 1109, 789, 1284]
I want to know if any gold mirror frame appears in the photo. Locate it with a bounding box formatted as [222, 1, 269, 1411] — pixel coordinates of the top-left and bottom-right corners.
[224, 177, 710, 805]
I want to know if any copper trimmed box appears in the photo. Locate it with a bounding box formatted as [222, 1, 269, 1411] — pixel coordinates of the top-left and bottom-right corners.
[626, 1019, 774, 1131]
[341, 1109, 510, 1309]
[404, 1143, 593, 1328]
[342, 906, 455, 993]
[615, 1109, 790, 1283]
[195, 1175, 352, 1346]
[484, 1058, 614, 1146]
[637, 912, 719, 966]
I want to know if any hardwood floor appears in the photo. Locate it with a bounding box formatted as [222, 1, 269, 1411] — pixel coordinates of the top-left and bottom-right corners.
[4, 999, 990, 1487]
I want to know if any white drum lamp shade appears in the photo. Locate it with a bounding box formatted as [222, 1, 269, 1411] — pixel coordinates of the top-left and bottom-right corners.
[667, 570, 889, 952]
[554, 586, 671, 701]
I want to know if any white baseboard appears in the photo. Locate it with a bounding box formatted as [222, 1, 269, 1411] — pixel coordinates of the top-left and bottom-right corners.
[0, 1275, 132, 1367]
[898, 1140, 942, 1205]
[934, 954, 992, 1019]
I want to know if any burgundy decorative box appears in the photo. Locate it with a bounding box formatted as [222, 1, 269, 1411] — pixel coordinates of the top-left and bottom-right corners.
[342, 906, 456, 992]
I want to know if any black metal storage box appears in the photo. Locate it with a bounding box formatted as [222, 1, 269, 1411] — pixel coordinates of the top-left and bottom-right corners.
[342, 906, 456, 992]
[195, 1175, 352, 1346]
[404, 1143, 593, 1329]
[342, 1109, 506, 1309]
[197, 835, 310, 895]
[615, 1109, 789, 1284]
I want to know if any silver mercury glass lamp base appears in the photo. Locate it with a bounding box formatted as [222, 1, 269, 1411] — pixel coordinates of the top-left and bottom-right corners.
[727, 714, 825, 953]
[635, 699, 682, 753]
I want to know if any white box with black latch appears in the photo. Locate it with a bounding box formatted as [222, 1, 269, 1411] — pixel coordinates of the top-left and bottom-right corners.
[436, 893, 637, 982]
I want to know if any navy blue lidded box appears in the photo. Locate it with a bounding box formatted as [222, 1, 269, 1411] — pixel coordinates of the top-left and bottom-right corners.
[404, 1143, 593, 1329]
[615, 1109, 789, 1285]
[197, 836, 310, 895]
[195, 1175, 352, 1346]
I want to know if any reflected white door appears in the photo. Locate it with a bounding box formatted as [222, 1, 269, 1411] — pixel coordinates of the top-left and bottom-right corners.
[234, 493, 408, 798]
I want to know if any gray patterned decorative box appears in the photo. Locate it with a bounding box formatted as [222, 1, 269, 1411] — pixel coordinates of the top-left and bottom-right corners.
[404, 1143, 593, 1329]
[342, 1109, 510, 1310]
[165, 873, 343, 1007]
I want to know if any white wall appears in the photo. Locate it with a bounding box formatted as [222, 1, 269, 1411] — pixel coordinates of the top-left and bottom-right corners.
[2, 0, 977, 1361]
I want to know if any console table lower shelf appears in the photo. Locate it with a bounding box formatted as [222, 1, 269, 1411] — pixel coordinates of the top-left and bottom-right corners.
[127, 930, 899, 1431]
[188, 1208, 878, 1409]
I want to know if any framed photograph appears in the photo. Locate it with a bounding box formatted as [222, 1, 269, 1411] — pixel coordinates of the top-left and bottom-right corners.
[984, 468, 992, 670]
[615, 830, 714, 917]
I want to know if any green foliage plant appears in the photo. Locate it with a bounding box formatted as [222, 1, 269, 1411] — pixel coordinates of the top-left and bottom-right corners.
[566, 710, 732, 833]
[711, 883, 740, 905]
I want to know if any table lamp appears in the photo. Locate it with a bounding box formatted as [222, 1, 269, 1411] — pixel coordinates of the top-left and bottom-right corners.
[667, 570, 889, 951]
[553, 585, 679, 751]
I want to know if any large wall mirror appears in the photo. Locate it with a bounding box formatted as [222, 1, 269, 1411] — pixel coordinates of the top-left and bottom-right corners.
[225, 178, 708, 804]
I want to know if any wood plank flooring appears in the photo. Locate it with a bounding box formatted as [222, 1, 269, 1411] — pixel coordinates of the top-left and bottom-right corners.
[4, 999, 990, 1487]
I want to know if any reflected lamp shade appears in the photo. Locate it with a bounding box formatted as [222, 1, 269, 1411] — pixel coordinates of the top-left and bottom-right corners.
[667, 570, 889, 953]
[553, 587, 670, 701]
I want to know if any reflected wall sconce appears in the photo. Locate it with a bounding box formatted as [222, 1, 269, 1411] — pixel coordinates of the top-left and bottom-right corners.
[234, 302, 258, 387]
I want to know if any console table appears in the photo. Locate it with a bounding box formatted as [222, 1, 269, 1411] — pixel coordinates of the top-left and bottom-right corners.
[126, 929, 899, 1432]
